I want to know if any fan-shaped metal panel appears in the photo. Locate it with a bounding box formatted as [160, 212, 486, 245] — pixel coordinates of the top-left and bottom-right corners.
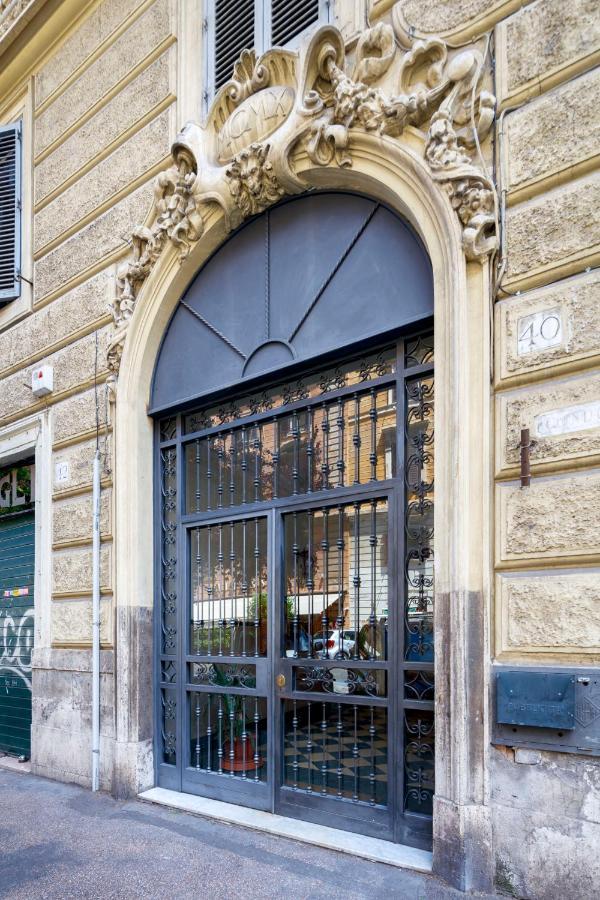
[151, 193, 432, 413]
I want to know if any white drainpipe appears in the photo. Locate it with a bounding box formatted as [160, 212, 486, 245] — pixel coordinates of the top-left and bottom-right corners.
[91, 449, 101, 791]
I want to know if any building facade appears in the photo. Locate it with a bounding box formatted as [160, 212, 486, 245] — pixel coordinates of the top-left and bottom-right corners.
[0, 1, 598, 897]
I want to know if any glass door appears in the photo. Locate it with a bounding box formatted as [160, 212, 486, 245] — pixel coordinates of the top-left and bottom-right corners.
[274, 493, 397, 840]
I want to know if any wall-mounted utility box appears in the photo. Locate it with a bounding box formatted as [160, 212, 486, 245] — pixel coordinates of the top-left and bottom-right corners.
[31, 365, 53, 397]
[497, 671, 575, 729]
[493, 666, 600, 757]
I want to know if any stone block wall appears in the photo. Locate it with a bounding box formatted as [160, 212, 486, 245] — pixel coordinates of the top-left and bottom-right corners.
[0, 0, 177, 791]
[375, 0, 599, 895]
[0, 0, 598, 895]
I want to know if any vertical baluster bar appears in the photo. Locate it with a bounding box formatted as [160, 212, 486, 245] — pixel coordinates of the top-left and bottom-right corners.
[253, 425, 261, 502]
[228, 693, 235, 776]
[352, 704, 359, 802]
[242, 519, 247, 657]
[195, 695, 201, 769]
[217, 435, 224, 508]
[273, 417, 280, 498]
[336, 703, 343, 798]
[292, 410, 300, 495]
[336, 397, 345, 486]
[353, 394, 360, 484]
[241, 696, 247, 780]
[307, 510, 314, 656]
[207, 526, 213, 656]
[292, 699, 299, 789]
[307, 406, 314, 493]
[321, 508, 329, 655]
[352, 503, 360, 660]
[369, 500, 377, 660]
[206, 436, 213, 509]
[229, 429, 236, 506]
[195, 527, 202, 654]
[229, 521, 236, 652]
[254, 517, 260, 657]
[307, 701, 313, 792]
[369, 705, 376, 806]
[217, 694, 223, 774]
[292, 511, 299, 657]
[321, 402, 330, 490]
[207, 694, 212, 771]
[336, 506, 344, 641]
[253, 697, 260, 781]
[369, 388, 378, 481]
[241, 426, 248, 504]
[218, 523, 225, 655]
[320, 702, 328, 795]
[195, 438, 201, 512]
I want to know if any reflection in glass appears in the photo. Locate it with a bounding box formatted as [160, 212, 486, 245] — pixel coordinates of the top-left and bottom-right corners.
[190, 693, 267, 780]
[184, 346, 396, 432]
[190, 518, 268, 657]
[283, 699, 387, 806]
[283, 500, 389, 661]
[184, 387, 397, 511]
[294, 666, 386, 697]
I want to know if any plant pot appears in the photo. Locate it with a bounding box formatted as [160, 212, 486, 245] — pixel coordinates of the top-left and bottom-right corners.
[222, 735, 263, 772]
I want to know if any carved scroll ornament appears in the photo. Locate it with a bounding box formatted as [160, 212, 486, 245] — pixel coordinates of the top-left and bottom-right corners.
[108, 13, 497, 376]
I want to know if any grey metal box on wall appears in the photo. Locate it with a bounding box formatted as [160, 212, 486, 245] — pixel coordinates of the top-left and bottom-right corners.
[492, 666, 600, 756]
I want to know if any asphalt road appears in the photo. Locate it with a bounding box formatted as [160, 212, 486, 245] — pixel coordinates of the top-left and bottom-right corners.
[0, 767, 500, 900]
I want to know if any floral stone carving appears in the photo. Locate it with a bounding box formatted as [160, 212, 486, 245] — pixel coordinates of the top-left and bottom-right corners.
[108, 12, 498, 376]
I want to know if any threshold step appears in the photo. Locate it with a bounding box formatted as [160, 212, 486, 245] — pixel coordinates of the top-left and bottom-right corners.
[138, 787, 433, 873]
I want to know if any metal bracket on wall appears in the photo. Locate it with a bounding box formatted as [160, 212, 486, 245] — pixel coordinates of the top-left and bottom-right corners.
[518, 427, 537, 488]
[492, 665, 600, 757]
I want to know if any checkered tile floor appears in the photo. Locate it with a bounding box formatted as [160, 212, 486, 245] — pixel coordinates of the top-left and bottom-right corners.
[283, 704, 388, 805]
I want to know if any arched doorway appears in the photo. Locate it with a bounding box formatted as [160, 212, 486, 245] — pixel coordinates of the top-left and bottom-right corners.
[151, 192, 435, 848]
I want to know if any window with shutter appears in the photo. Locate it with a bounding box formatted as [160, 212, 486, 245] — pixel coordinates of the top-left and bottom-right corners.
[0, 120, 21, 305]
[270, 0, 320, 47]
[205, 2, 328, 107]
[214, 0, 256, 92]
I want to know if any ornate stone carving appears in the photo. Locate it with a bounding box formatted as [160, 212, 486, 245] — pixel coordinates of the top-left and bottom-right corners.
[226, 143, 285, 217]
[0, 0, 33, 40]
[108, 12, 498, 376]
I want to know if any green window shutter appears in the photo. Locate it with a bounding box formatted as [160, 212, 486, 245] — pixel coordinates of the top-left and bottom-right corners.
[0, 120, 21, 305]
[270, 0, 321, 46]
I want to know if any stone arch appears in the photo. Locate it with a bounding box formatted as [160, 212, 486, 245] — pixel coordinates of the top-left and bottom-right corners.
[111, 128, 493, 891]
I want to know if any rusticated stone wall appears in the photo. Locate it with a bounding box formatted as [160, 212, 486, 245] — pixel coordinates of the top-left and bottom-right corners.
[0, 0, 598, 895]
[0, 0, 177, 790]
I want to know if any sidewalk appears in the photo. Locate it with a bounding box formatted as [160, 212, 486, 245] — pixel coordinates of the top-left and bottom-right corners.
[0, 767, 501, 900]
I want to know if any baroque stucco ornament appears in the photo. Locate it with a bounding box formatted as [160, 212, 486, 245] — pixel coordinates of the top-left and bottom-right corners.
[107, 16, 497, 375]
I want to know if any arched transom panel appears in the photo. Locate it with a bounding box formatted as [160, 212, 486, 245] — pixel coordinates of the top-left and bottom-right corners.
[151, 192, 432, 412]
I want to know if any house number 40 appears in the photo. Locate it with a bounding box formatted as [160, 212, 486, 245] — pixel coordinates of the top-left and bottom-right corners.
[517, 308, 563, 356]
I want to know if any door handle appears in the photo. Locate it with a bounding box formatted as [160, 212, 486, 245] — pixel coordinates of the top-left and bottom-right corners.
[276, 673, 286, 689]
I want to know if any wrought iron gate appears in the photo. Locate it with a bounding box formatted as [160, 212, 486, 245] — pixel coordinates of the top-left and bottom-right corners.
[156, 333, 434, 848]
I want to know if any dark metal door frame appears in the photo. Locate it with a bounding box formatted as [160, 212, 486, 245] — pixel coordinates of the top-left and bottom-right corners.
[154, 333, 435, 849]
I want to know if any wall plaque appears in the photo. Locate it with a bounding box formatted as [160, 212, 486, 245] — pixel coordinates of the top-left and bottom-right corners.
[517, 308, 563, 355]
[535, 400, 600, 437]
[216, 86, 295, 163]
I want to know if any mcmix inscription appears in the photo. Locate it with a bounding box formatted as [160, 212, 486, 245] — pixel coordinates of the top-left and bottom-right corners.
[535, 400, 600, 437]
[217, 87, 295, 162]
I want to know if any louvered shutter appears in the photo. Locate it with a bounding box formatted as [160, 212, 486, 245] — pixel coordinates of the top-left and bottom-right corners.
[214, 0, 256, 92]
[0, 120, 21, 305]
[270, 0, 320, 47]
